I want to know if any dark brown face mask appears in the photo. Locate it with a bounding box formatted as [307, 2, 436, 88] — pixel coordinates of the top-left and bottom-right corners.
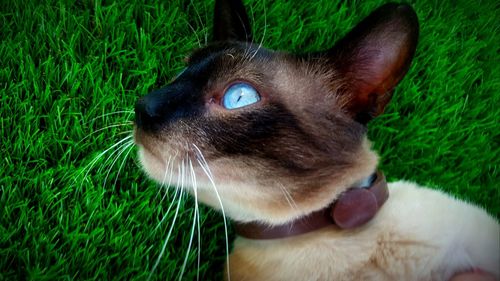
[135, 1, 417, 242]
[234, 170, 389, 240]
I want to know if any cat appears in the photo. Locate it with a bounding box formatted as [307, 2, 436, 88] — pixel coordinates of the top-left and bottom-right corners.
[133, 0, 499, 280]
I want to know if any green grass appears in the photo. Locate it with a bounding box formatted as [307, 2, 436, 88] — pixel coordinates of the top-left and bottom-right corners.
[1, 0, 499, 280]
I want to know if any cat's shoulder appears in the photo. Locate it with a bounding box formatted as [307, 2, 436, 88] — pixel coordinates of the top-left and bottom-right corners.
[385, 180, 496, 223]
[376, 180, 499, 279]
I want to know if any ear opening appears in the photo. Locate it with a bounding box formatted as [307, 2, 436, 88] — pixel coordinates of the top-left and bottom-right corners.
[328, 3, 419, 123]
[213, 0, 253, 42]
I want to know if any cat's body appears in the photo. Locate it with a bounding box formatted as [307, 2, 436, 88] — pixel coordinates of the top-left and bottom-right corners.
[134, 1, 499, 280]
[229, 181, 499, 281]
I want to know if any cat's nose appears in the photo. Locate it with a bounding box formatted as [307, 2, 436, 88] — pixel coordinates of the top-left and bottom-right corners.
[134, 83, 200, 132]
[135, 86, 174, 132]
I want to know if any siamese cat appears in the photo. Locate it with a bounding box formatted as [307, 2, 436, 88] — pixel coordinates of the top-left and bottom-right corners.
[133, 0, 499, 280]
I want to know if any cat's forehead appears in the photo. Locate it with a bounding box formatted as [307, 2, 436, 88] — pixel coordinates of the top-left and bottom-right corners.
[182, 42, 336, 109]
[174, 42, 289, 98]
[185, 42, 279, 79]
[188, 42, 274, 64]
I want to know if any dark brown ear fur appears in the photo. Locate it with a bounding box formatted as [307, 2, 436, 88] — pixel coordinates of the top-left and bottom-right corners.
[213, 0, 253, 42]
[326, 3, 419, 123]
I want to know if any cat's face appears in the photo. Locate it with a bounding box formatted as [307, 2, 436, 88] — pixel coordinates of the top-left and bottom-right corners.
[134, 1, 418, 223]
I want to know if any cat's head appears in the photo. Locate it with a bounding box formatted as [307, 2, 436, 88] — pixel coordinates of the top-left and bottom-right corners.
[134, 1, 418, 224]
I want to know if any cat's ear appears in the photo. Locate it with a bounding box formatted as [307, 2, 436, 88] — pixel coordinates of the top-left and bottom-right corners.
[213, 0, 252, 42]
[327, 3, 419, 123]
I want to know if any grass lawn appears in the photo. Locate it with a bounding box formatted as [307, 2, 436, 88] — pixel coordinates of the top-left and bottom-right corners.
[1, 0, 498, 280]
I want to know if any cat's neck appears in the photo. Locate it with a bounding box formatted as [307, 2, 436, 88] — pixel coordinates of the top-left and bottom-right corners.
[196, 138, 379, 225]
[234, 170, 388, 239]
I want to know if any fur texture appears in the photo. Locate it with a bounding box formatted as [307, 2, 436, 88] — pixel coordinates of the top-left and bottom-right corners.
[228, 182, 499, 281]
[134, 1, 500, 280]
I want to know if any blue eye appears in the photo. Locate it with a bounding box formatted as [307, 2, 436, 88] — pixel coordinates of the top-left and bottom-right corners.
[222, 83, 261, 109]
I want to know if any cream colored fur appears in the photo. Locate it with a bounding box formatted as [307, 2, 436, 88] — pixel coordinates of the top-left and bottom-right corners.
[133, 2, 500, 279]
[228, 182, 499, 281]
[138, 139, 499, 281]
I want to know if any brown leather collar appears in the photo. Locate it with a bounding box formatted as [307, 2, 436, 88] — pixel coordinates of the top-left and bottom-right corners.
[234, 170, 389, 240]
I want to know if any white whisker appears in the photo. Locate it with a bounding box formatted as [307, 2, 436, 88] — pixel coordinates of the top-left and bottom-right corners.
[154, 186, 180, 233]
[95, 140, 130, 176]
[278, 182, 298, 212]
[190, 0, 208, 45]
[77, 122, 134, 145]
[242, 15, 254, 60]
[160, 150, 179, 204]
[114, 130, 135, 137]
[192, 144, 231, 281]
[77, 135, 133, 190]
[85, 110, 134, 124]
[178, 156, 199, 281]
[249, 0, 267, 61]
[112, 140, 135, 187]
[190, 158, 201, 281]
[185, 18, 202, 48]
[154, 159, 181, 233]
[154, 155, 174, 202]
[148, 167, 185, 281]
[102, 140, 135, 188]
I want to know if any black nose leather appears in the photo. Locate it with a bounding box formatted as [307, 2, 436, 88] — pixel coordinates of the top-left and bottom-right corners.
[135, 88, 169, 132]
[134, 82, 201, 132]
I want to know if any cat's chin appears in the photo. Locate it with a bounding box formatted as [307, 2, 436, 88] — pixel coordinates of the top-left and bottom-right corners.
[137, 146, 167, 183]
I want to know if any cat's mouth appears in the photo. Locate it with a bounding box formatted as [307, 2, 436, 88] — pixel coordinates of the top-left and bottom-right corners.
[134, 129, 218, 189]
[136, 145, 166, 182]
[135, 127, 181, 184]
[137, 145, 206, 189]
